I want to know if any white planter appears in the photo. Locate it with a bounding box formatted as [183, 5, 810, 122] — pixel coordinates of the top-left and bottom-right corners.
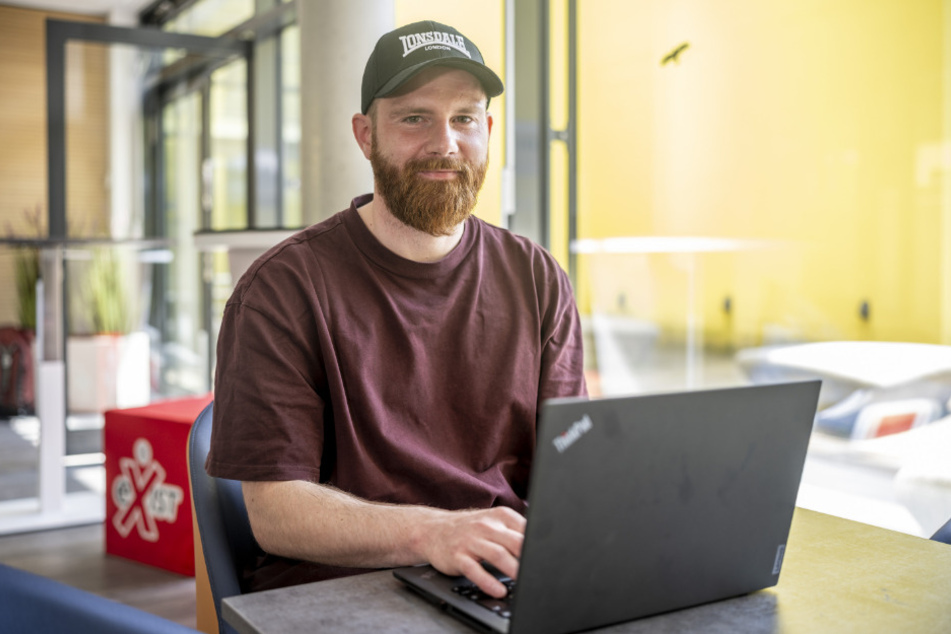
[67, 331, 151, 413]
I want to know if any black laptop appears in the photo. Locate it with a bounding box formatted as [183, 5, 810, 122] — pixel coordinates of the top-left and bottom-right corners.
[393, 380, 821, 634]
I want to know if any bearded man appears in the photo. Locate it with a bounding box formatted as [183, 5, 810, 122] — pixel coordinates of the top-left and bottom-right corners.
[206, 20, 587, 599]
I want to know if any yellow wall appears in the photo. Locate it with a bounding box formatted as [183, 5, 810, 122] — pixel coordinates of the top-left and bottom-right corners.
[575, 0, 949, 347]
[394, 1, 507, 228]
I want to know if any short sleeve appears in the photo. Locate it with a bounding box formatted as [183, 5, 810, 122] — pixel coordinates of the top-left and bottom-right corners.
[206, 250, 330, 483]
[537, 258, 588, 405]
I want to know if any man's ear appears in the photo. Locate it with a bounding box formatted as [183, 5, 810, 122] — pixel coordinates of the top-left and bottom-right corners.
[487, 111, 494, 137]
[352, 113, 373, 159]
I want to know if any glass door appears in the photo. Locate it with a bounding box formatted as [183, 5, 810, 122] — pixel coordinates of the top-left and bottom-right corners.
[153, 56, 252, 397]
[158, 90, 207, 396]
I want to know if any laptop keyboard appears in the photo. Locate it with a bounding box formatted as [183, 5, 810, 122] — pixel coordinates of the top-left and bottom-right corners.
[452, 578, 516, 619]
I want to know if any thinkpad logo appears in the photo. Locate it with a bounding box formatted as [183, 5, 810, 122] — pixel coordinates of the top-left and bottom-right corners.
[399, 31, 471, 58]
[553, 414, 593, 453]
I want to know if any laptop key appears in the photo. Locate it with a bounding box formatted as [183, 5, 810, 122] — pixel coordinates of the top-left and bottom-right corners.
[451, 579, 516, 619]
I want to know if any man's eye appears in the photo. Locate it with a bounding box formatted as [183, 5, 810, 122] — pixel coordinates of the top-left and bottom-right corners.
[455, 116, 474, 124]
[403, 115, 423, 124]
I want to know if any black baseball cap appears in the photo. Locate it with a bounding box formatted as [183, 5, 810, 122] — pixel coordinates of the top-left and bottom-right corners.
[361, 20, 504, 114]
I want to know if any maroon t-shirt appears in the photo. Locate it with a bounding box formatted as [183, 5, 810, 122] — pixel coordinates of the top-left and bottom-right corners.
[206, 194, 587, 591]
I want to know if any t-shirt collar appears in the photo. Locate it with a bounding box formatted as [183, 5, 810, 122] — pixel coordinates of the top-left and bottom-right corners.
[342, 194, 478, 280]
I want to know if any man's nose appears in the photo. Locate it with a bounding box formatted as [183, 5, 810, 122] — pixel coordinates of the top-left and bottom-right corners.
[426, 121, 459, 156]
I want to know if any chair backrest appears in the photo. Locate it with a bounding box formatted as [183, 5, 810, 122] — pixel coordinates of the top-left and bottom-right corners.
[187, 401, 256, 634]
[0, 563, 197, 634]
[932, 516, 951, 545]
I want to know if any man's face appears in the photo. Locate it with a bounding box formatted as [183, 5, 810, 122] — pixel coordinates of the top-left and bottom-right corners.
[365, 67, 492, 236]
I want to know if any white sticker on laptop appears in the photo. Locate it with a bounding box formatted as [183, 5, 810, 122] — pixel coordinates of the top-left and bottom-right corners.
[772, 544, 786, 575]
[553, 414, 593, 453]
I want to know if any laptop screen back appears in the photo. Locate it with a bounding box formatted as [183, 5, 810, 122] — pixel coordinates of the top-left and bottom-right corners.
[508, 380, 820, 634]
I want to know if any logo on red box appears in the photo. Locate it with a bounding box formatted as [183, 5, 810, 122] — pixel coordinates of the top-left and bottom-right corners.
[111, 438, 185, 542]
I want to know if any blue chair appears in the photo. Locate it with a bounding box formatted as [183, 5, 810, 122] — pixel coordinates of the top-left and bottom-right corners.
[932, 517, 951, 545]
[187, 401, 256, 634]
[0, 563, 197, 633]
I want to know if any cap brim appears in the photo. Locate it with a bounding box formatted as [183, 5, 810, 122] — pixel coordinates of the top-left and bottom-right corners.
[368, 58, 504, 112]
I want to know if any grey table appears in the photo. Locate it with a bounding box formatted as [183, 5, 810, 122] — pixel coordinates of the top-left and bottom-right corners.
[223, 509, 951, 633]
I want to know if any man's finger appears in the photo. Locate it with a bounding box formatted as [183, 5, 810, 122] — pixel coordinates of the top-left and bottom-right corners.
[477, 544, 520, 583]
[458, 558, 511, 599]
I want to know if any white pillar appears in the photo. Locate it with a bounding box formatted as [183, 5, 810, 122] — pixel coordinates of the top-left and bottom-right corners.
[299, 0, 394, 224]
[37, 361, 66, 515]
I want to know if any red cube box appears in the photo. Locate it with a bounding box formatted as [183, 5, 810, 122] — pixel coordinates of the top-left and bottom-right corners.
[104, 395, 213, 576]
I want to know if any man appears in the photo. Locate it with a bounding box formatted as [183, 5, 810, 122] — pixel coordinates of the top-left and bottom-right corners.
[206, 20, 586, 599]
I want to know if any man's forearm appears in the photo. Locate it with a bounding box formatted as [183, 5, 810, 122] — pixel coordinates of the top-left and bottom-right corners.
[241, 479, 525, 598]
[243, 479, 437, 568]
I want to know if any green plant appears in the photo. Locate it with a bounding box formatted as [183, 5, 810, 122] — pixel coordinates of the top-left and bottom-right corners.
[14, 247, 39, 332]
[6, 204, 43, 333]
[8, 207, 139, 336]
[79, 247, 134, 335]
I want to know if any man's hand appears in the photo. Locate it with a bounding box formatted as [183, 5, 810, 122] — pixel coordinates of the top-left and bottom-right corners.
[419, 506, 526, 599]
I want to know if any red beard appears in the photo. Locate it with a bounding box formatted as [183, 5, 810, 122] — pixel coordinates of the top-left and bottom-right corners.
[370, 145, 488, 237]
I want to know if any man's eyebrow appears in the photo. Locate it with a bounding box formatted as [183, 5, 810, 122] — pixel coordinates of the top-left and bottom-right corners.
[387, 105, 436, 118]
[453, 103, 486, 115]
[386, 101, 487, 119]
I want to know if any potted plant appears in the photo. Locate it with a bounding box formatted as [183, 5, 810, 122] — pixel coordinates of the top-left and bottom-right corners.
[67, 247, 150, 413]
[14, 244, 39, 333]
